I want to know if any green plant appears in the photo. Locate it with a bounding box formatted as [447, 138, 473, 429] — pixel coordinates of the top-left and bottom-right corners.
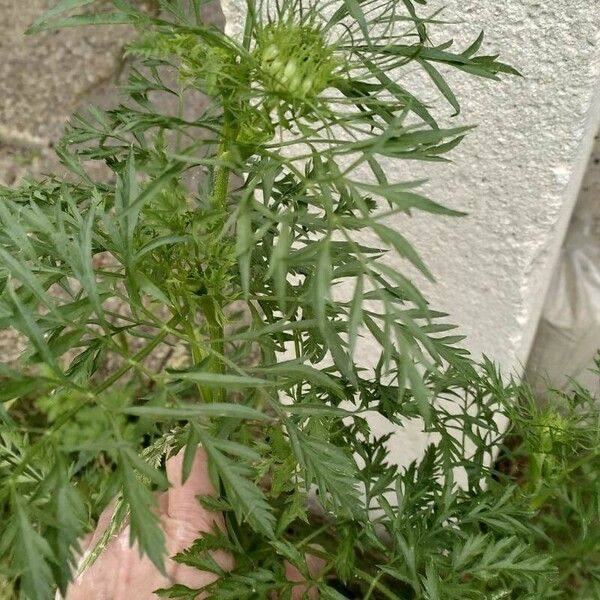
[2, 1, 597, 599]
[498, 370, 600, 598]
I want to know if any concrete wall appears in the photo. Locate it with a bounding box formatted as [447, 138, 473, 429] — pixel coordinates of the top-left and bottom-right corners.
[222, 0, 600, 376]
[0, 0, 139, 186]
[222, 0, 600, 469]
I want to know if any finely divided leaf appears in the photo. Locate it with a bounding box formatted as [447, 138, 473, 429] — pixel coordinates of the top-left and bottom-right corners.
[168, 370, 272, 388]
[27, 0, 96, 32]
[288, 425, 361, 514]
[47, 458, 87, 594]
[419, 59, 461, 116]
[119, 449, 167, 572]
[10, 496, 55, 600]
[195, 428, 275, 538]
[123, 403, 270, 421]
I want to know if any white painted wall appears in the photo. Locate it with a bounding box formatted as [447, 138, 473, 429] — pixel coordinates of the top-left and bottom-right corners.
[222, 0, 600, 466]
[223, 0, 600, 373]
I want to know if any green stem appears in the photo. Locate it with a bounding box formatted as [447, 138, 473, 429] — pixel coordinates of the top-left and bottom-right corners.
[307, 546, 401, 600]
[353, 567, 401, 600]
[192, 0, 202, 24]
[95, 326, 172, 394]
[201, 126, 234, 402]
[201, 296, 226, 404]
[211, 102, 236, 211]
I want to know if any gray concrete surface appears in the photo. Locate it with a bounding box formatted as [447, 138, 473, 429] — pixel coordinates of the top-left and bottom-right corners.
[0, 0, 145, 183]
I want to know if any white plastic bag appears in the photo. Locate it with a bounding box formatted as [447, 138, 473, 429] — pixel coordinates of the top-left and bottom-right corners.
[527, 220, 600, 397]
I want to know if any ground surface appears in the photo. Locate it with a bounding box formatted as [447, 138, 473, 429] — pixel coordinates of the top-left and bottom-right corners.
[0, 0, 146, 184]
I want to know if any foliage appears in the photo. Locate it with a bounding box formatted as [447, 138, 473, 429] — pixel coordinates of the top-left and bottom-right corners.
[499, 371, 600, 598]
[0, 0, 596, 599]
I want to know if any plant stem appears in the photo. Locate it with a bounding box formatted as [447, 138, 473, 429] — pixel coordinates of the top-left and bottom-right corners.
[308, 546, 401, 600]
[211, 102, 236, 211]
[201, 296, 226, 404]
[201, 129, 233, 402]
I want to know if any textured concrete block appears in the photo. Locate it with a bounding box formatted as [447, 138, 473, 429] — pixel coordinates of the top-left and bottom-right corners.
[0, 0, 144, 185]
[0, 0, 138, 144]
[222, 0, 600, 375]
[221, 0, 600, 468]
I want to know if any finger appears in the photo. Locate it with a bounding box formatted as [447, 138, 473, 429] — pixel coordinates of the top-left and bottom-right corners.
[57, 500, 119, 599]
[284, 547, 326, 600]
[64, 448, 229, 600]
[166, 447, 223, 531]
[164, 447, 234, 592]
[62, 524, 129, 600]
[111, 525, 170, 599]
[65, 523, 170, 600]
[161, 515, 234, 595]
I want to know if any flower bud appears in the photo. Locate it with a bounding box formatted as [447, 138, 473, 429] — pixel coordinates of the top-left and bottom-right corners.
[254, 21, 337, 104]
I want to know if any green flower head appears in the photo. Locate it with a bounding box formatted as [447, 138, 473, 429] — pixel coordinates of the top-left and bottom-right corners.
[255, 19, 338, 103]
[537, 410, 570, 453]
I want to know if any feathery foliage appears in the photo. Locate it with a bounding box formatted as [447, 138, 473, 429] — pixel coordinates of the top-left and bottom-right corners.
[0, 0, 597, 598]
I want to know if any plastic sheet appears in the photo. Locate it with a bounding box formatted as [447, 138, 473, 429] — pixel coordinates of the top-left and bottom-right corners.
[527, 232, 600, 397]
[526, 134, 600, 398]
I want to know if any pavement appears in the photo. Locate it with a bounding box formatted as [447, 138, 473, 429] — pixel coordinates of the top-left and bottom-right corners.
[0, 0, 150, 183]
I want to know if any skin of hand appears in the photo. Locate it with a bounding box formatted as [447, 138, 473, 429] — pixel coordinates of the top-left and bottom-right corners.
[60, 448, 324, 600]
[60, 448, 233, 600]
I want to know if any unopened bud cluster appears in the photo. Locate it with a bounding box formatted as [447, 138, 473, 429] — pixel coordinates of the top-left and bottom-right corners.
[255, 21, 337, 102]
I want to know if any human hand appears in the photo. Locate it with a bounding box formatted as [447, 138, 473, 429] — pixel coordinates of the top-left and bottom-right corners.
[60, 448, 323, 599]
[60, 448, 233, 599]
